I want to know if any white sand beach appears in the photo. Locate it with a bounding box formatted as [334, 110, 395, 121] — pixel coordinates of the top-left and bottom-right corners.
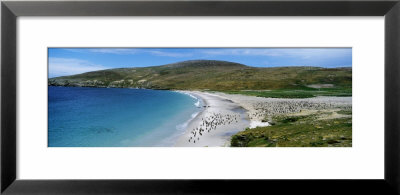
[174, 91, 250, 147]
[175, 91, 352, 147]
[212, 92, 352, 121]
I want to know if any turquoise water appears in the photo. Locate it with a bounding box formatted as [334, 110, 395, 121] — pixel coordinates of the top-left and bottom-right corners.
[48, 86, 202, 147]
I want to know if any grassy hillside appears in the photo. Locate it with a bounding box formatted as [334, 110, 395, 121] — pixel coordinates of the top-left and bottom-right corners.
[231, 109, 352, 147]
[49, 60, 352, 93]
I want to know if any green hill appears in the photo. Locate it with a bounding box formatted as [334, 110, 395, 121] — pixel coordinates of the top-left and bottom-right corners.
[48, 60, 352, 93]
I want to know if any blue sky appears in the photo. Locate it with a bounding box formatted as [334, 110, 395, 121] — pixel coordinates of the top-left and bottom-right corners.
[48, 48, 352, 78]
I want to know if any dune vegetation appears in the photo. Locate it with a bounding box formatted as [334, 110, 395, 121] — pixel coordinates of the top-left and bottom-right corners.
[231, 109, 352, 147]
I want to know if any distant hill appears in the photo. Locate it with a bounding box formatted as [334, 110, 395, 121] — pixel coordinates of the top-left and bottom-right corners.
[48, 60, 352, 91]
[162, 60, 246, 68]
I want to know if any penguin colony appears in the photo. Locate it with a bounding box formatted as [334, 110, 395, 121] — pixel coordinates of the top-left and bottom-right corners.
[188, 112, 240, 144]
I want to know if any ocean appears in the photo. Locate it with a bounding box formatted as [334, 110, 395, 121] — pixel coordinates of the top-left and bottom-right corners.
[48, 86, 202, 147]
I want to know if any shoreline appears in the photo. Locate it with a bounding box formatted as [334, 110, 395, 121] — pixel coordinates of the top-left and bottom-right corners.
[174, 90, 352, 147]
[50, 86, 351, 147]
[174, 91, 250, 147]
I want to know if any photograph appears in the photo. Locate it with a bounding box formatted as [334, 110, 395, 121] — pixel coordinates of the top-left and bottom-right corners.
[48, 48, 352, 147]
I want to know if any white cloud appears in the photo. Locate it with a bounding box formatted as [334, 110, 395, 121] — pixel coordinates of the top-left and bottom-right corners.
[87, 49, 138, 55]
[200, 48, 351, 58]
[63, 48, 193, 57]
[62, 48, 351, 59]
[63, 48, 138, 55]
[200, 49, 283, 57]
[148, 50, 193, 57]
[49, 57, 107, 78]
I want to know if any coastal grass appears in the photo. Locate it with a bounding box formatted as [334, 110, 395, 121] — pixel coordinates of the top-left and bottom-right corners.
[223, 87, 352, 99]
[231, 110, 352, 147]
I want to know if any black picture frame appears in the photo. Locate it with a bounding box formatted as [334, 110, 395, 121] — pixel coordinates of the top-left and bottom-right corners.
[1, 0, 400, 194]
